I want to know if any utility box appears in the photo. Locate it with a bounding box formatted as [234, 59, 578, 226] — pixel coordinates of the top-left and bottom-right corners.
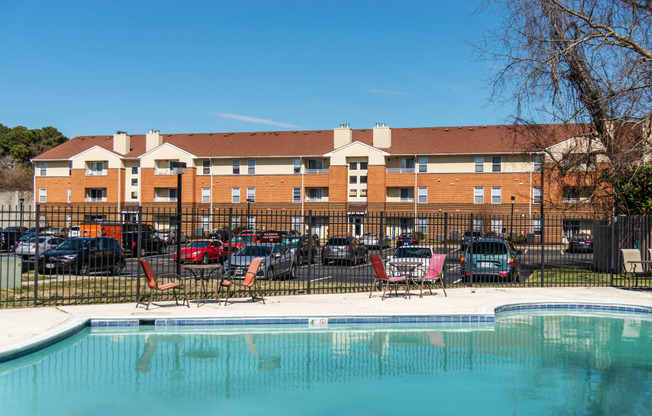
[0, 257, 22, 290]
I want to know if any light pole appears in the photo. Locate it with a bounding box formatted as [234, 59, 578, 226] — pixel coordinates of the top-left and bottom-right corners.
[510, 196, 515, 240]
[171, 162, 186, 276]
[19, 198, 24, 228]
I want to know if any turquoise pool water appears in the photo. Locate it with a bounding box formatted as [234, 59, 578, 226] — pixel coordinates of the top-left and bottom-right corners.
[1, 312, 650, 415]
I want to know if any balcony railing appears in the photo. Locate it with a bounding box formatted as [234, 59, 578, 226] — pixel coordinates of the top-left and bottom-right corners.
[85, 197, 106, 202]
[305, 197, 328, 202]
[85, 170, 106, 176]
[305, 169, 329, 174]
[386, 168, 415, 173]
[154, 168, 174, 175]
[154, 197, 178, 202]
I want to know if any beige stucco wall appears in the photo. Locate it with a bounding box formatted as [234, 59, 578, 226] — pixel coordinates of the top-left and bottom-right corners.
[328, 142, 387, 166]
[140, 143, 195, 169]
[35, 161, 69, 177]
[71, 147, 122, 170]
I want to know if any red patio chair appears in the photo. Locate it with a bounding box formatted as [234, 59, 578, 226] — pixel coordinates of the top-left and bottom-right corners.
[369, 255, 409, 300]
[136, 259, 189, 310]
[219, 257, 266, 305]
[414, 254, 447, 298]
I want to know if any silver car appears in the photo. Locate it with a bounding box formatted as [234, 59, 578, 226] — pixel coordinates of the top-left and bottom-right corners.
[15, 235, 67, 260]
[225, 243, 297, 280]
[385, 245, 434, 277]
[361, 232, 391, 249]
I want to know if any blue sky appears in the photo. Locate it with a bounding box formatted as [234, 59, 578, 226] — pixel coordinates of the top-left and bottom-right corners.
[0, 0, 508, 138]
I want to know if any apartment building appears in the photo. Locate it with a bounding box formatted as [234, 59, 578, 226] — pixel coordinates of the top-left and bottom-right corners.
[32, 123, 599, 236]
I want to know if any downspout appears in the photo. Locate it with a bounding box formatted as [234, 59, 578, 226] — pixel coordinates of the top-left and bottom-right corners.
[301, 157, 304, 225]
[414, 154, 417, 231]
[209, 158, 214, 215]
[117, 161, 121, 213]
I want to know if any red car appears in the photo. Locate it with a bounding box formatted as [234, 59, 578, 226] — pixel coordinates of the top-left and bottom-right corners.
[174, 239, 223, 264]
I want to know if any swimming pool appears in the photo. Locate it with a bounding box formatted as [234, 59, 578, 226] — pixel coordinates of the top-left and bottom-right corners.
[0, 308, 650, 415]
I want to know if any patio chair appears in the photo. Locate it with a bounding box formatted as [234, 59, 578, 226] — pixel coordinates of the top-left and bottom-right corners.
[136, 259, 189, 310]
[413, 254, 447, 298]
[621, 249, 649, 288]
[369, 255, 409, 300]
[219, 257, 265, 305]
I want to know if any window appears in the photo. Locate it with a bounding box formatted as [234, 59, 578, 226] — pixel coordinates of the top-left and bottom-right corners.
[349, 189, 357, 197]
[563, 186, 593, 203]
[131, 191, 138, 199]
[293, 187, 301, 203]
[308, 159, 323, 170]
[533, 218, 542, 236]
[232, 160, 240, 175]
[202, 188, 210, 204]
[349, 161, 358, 170]
[202, 216, 211, 232]
[492, 156, 502, 172]
[400, 158, 415, 170]
[202, 160, 210, 175]
[294, 158, 302, 174]
[349, 176, 357, 184]
[88, 161, 104, 176]
[491, 219, 503, 234]
[232, 188, 240, 203]
[39, 188, 47, 203]
[306, 188, 323, 202]
[39, 162, 47, 176]
[360, 189, 367, 197]
[533, 155, 543, 172]
[131, 178, 138, 186]
[418, 157, 428, 173]
[475, 156, 484, 173]
[417, 218, 427, 235]
[491, 187, 502, 204]
[67, 188, 71, 203]
[131, 166, 138, 175]
[399, 188, 414, 202]
[246, 216, 256, 230]
[473, 218, 483, 231]
[474, 187, 484, 204]
[360, 176, 367, 184]
[248, 159, 255, 175]
[68, 161, 72, 176]
[533, 187, 542, 204]
[418, 187, 427, 204]
[359, 161, 368, 170]
[86, 188, 106, 202]
[168, 188, 178, 201]
[246, 187, 255, 203]
[292, 216, 302, 233]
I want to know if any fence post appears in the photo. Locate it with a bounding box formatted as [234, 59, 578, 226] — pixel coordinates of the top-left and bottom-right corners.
[540, 213, 545, 288]
[610, 215, 615, 287]
[469, 213, 474, 287]
[226, 208, 233, 276]
[307, 210, 313, 294]
[443, 212, 448, 257]
[379, 211, 384, 259]
[33, 204, 40, 307]
[136, 206, 143, 302]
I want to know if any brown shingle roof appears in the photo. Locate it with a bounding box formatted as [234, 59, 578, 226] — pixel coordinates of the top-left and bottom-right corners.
[33, 124, 585, 160]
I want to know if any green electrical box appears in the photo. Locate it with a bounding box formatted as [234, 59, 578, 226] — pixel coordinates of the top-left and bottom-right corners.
[0, 257, 23, 289]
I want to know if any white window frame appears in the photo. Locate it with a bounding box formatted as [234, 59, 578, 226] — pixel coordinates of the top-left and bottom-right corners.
[533, 187, 542, 204]
[67, 188, 71, 203]
[293, 187, 301, 203]
[202, 160, 210, 175]
[131, 178, 138, 186]
[86, 188, 106, 202]
[533, 218, 542, 236]
[492, 156, 502, 173]
[168, 188, 178, 201]
[131, 191, 138, 200]
[474, 156, 484, 173]
[533, 154, 543, 172]
[418, 157, 428, 173]
[306, 188, 323, 202]
[246, 187, 255, 203]
[418, 187, 427, 204]
[202, 216, 211, 232]
[399, 187, 414, 202]
[248, 159, 255, 175]
[131, 166, 138, 175]
[232, 160, 240, 175]
[400, 158, 415, 170]
[417, 218, 427, 234]
[292, 216, 302, 233]
[474, 187, 484, 204]
[232, 187, 240, 203]
[294, 158, 302, 174]
[491, 218, 503, 235]
[68, 161, 72, 176]
[87, 161, 104, 176]
[39, 162, 47, 176]
[491, 187, 502, 204]
[39, 188, 47, 203]
[202, 187, 210, 204]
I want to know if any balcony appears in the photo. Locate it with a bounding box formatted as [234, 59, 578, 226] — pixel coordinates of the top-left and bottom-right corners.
[85, 170, 106, 176]
[386, 167, 415, 174]
[85, 197, 107, 202]
[154, 168, 174, 175]
[305, 169, 329, 175]
[305, 196, 329, 202]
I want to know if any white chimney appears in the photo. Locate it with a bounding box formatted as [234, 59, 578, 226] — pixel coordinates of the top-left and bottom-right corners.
[146, 129, 162, 152]
[113, 131, 130, 155]
[333, 124, 352, 149]
[373, 123, 391, 149]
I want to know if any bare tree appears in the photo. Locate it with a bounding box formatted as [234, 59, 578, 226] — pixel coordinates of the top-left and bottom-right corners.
[480, 0, 652, 212]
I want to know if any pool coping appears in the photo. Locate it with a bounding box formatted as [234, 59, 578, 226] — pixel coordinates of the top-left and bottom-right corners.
[1, 300, 650, 363]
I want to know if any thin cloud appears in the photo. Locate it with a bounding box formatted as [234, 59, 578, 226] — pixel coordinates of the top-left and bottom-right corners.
[212, 113, 299, 128]
[368, 88, 409, 97]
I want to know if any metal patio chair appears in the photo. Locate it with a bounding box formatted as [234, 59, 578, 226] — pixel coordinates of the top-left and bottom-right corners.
[219, 257, 266, 305]
[369, 255, 409, 300]
[136, 259, 189, 310]
[621, 249, 650, 288]
[413, 253, 447, 298]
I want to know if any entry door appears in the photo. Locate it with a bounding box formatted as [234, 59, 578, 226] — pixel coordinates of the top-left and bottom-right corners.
[349, 215, 364, 237]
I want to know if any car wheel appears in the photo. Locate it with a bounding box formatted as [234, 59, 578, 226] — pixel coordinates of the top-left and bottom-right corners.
[265, 267, 274, 280]
[76, 262, 89, 275]
[202, 255, 209, 264]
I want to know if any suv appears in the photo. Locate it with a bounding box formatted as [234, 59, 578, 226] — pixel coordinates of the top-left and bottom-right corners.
[321, 236, 368, 265]
[121, 231, 167, 257]
[40, 237, 126, 275]
[461, 237, 522, 282]
[460, 231, 483, 250]
[396, 233, 419, 248]
[281, 235, 317, 264]
[1, 227, 27, 251]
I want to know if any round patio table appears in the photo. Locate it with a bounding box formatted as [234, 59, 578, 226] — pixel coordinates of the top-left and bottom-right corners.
[182, 264, 223, 306]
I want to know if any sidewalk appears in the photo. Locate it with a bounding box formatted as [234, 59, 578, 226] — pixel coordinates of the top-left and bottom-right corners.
[1, 287, 651, 349]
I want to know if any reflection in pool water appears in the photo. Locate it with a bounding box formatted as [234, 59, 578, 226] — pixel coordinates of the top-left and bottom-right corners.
[0, 313, 650, 415]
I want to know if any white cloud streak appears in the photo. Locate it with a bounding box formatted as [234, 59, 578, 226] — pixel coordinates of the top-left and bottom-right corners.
[212, 113, 299, 128]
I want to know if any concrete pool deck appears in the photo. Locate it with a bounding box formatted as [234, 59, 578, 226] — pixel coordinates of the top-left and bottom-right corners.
[1, 287, 651, 350]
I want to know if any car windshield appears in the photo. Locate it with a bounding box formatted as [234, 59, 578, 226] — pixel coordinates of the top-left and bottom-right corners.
[470, 242, 508, 255]
[464, 232, 483, 237]
[187, 241, 209, 248]
[232, 235, 255, 243]
[56, 239, 91, 250]
[281, 236, 301, 246]
[327, 238, 350, 246]
[236, 245, 272, 256]
[393, 247, 432, 258]
[399, 234, 414, 239]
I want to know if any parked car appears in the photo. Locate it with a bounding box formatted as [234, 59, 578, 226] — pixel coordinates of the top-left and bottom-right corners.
[568, 234, 593, 253]
[68, 226, 82, 238]
[225, 243, 297, 280]
[156, 228, 188, 244]
[39, 237, 126, 275]
[385, 245, 435, 277]
[0, 227, 27, 251]
[460, 231, 484, 250]
[461, 237, 522, 282]
[15, 235, 67, 260]
[361, 232, 391, 249]
[174, 239, 224, 264]
[396, 233, 419, 248]
[221, 232, 263, 259]
[321, 236, 368, 265]
[281, 235, 317, 264]
[208, 230, 231, 243]
[121, 231, 167, 257]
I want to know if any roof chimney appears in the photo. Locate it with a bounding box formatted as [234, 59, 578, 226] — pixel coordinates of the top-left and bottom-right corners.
[146, 129, 162, 152]
[113, 131, 130, 155]
[373, 123, 391, 149]
[333, 123, 352, 149]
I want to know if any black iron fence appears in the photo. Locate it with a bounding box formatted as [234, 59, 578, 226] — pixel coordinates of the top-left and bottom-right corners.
[0, 205, 650, 308]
